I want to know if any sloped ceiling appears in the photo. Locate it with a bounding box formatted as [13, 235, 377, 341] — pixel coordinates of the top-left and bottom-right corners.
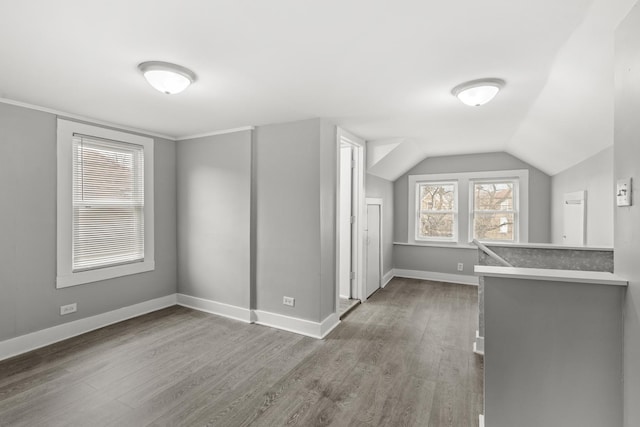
[0, 0, 636, 177]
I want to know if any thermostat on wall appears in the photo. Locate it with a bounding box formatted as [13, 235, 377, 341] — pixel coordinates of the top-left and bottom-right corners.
[617, 178, 632, 207]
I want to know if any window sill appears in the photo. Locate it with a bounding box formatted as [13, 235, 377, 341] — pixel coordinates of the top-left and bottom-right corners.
[394, 241, 477, 250]
[56, 260, 155, 288]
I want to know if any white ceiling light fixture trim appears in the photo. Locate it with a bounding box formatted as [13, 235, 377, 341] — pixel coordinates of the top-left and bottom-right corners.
[452, 78, 505, 107]
[138, 61, 197, 95]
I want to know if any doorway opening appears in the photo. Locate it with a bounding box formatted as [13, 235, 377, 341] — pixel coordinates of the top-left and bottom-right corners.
[336, 128, 365, 318]
[365, 198, 383, 299]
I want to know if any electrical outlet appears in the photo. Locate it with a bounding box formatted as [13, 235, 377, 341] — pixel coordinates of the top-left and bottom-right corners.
[283, 296, 295, 307]
[60, 303, 77, 316]
[457, 263, 464, 271]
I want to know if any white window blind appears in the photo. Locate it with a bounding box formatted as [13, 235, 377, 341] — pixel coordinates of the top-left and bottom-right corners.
[72, 134, 145, 271]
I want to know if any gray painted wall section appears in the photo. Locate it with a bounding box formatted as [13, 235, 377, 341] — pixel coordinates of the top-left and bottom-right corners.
[176, 131, 252, 308]
[477, 245, 614, 338]
[394, 245, 478, 276]
[393, 151, 550, 277]
[615, 5, 640, 426]
[395, 151, 551, 244]
[365, 174, 394, 276]
[551, 146, 614, 246]
[0, 102, 177, 341]
[255, 119, 336, 322]
[484, 276, 624, 427]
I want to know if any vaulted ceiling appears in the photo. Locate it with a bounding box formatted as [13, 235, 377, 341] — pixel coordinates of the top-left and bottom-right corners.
[0, 0, 636, 177]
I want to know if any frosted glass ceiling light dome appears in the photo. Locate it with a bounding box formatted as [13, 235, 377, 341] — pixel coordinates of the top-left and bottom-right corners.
[138, 61, 196, 95]
[452, 78, 505, 106]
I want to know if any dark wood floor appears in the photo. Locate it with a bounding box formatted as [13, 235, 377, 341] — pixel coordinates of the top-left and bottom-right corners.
[0, 278, 482, 426]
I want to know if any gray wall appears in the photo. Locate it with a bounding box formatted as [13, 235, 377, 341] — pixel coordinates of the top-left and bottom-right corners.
[366, 174, 394, 276]
[176, 131, 252, 308]
[484, 276, 624, 427]
[254, 119, 336, 322]
[0, 102, 177, 341]
[615, 5, 640, 426]
[395, 151, 551, 244]
[392, 151, 551, 276]
[551, 146, 614, 246]
[394, 245, 478, 275]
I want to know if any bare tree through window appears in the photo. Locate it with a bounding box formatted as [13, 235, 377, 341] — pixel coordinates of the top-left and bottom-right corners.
[418, 182, 456, 239]
[472, 181, 516, 241]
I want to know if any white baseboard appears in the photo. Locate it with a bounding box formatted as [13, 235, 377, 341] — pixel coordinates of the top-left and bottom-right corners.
[473, 330, 485, 356]
[177, 295, 338, 339]
[393, 268, 479, 286]
[0, 294, 177, 362]
[253, 310, 339, 339]
[176, 294, 252, 323]
[479, 414, 484, 427]
[382, 270, 394, 288]
[0, 293, 345, 361]
[320, 313, 341, 338]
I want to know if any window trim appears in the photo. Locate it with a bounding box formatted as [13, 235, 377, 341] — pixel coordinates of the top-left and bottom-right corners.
[408, 170, 528, 245]
[56, 119, 155, 288]
[469, 178, 520, 243]
[414, 180, 458, 242]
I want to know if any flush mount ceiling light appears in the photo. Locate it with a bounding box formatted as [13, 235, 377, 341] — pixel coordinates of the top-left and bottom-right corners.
[138, 61, 196, 95]
[452, 78, 505, 107]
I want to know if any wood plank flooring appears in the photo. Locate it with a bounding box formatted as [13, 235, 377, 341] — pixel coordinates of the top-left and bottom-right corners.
[338, 298, 360, 318]
[0, 278, 482, 426]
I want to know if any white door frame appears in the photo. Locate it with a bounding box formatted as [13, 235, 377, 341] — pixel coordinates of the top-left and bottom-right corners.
[335, 127, 365, 311]
[365, 198, 383, 299]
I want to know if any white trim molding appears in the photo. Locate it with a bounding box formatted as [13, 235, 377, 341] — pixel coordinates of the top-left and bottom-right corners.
[176, 294, 252, 323]
[320, 313, 341, 338]
[0, 97, 258, 143]
[177, 294, 341, 339]
[382, 270, 394, 288]
[335, 127, 367, 306]
[474, 330, 485, 356]
[0, 294, 177, 362]
[393, 268, 479, 286]
[253, 310, 340, 339]
[0, 97, 175, 140]
[176, 126, 255, 141]
[408, 169, 529, 245]
[56, 119, 155, 288]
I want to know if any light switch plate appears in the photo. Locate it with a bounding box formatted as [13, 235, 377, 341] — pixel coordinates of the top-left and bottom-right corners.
[617, 178, 632, 207]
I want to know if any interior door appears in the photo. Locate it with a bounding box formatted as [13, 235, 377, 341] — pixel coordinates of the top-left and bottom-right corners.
[365, 204, 381, 299]
[563, 190, 586, 246]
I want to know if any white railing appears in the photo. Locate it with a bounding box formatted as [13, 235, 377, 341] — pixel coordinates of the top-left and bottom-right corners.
[472, 239, 513, 267]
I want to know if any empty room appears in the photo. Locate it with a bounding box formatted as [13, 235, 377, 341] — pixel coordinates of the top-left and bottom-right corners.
[1, 1, 640, 426]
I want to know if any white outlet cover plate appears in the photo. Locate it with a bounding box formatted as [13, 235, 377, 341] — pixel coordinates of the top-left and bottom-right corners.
[60, 303, 77, 315]
[283, 297, 295, 307]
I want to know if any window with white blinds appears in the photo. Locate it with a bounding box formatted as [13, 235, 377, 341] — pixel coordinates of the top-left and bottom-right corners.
[57, 119, 154, 288]
[72, 135, 145, 271]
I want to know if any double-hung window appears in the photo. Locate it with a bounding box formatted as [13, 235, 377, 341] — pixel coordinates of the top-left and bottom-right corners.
[471, 180, 518, 242]
[415, 181, 457, 241]
[57, 120, 154, 288]
[409, 170, 528, 245]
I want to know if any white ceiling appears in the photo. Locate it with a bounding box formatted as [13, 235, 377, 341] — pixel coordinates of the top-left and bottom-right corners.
[0, 0, 636, 176]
